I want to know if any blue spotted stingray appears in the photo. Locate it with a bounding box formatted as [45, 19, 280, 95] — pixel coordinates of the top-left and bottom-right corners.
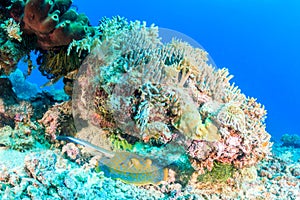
[57, 136, 168, 185]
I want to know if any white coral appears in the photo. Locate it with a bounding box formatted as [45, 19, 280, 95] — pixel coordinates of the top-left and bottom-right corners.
[1, 18, 22, 42]
[216, 103, 246, 133]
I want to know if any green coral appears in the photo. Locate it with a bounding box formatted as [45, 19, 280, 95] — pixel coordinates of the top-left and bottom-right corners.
[109, 133, 133, 151]
[197, 162, 234, 183]
[0, 123, 49, 151]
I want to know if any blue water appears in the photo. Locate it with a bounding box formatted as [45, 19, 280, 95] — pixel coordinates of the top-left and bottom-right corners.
[25, 0, 300, 140]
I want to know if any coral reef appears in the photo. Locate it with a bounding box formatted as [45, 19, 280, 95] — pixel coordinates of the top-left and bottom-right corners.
[0, 122, 45, 151]
[142, 142, 300, 199]
[39, 100, 76, 141]
[0, 128, 298, 199]
[196, 161, 234, 182]
[0, 150, 165, 199]
[0, 77, 63, 129]
[0, 5, 28, 75]
[0, 0, 94, 91]
[8, 0, 92, 50]
[0, 37, 27, 75]
[253, 143, 300, 199]
[0, 2, 291, 197]
[0, 77, 32, 128]
[71, 17, 272, 192]
[281, 133, 300, 148]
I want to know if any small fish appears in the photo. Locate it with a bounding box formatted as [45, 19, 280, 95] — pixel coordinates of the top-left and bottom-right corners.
[56, 136, 168, 185]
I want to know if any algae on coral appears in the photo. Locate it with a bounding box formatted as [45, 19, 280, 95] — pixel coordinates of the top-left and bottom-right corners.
[197, 162, 234, 183]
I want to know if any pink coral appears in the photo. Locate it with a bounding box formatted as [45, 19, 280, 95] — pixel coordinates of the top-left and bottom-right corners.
[187, 140, 213, 161]
[39, 101, 75, 141]
[62, 143, 80, 160]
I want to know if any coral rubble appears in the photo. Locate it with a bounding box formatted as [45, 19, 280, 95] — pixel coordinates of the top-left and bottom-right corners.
[0, 151, 164, 199]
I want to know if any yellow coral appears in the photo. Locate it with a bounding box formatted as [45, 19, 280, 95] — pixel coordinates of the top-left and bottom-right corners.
[195, 118, 220, 142]
[173, 101, 220, 142]
[173, 103, 202, 139]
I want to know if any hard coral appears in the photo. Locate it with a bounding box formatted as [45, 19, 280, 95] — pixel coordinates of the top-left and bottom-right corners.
[10, 0, 92, 50]
[39, 101, 76, 141]
[280, 134, 300, 148]
[0, 39, 26, 75]
[74, 16, 272, 166]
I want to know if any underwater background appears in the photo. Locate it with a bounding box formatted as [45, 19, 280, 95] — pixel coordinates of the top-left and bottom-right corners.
[29, 0, 300, 139]
[1, 0, 300, 199]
